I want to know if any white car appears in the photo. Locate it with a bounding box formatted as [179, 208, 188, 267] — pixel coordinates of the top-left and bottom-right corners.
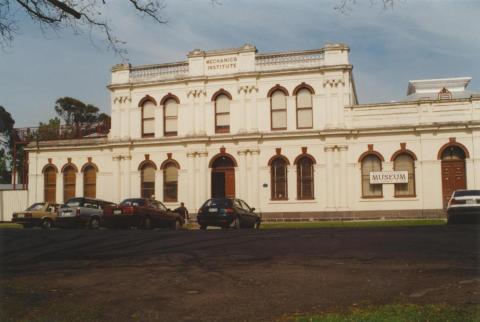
[447, 190, 480, 224]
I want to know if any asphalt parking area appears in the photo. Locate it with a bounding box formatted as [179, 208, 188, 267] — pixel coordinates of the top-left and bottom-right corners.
[1, 225, 479, 321]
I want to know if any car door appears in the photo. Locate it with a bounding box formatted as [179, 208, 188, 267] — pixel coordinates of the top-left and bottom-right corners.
[233, 199, 247, 224]
[239, 199, 256, 225]
[154, 201, 170, 226]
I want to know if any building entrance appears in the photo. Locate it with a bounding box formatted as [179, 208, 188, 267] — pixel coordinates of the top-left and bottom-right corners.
[211, 155, 236, 198]
[440, 146, 466, 208]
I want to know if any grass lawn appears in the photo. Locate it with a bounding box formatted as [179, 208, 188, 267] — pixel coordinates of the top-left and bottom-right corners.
[0, 222, 23, 229]
[289, 304, 480, 322]
[261, 219, 446, 229]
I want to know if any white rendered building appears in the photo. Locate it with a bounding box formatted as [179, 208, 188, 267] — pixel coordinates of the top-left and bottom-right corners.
[26, 43, 480, 220]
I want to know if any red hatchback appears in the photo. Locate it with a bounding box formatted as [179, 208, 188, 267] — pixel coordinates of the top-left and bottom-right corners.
[103, 198, 184, 230]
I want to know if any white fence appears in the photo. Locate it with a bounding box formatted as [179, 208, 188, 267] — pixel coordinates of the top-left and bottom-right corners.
[0, 190, 29, 221]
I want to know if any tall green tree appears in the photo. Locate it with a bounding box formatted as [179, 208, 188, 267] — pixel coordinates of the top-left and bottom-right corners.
[54, 97, 109, 127]
[0, 106, 15, 183]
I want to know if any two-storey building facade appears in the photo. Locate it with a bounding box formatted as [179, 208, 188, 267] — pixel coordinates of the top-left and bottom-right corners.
[27, 43, 480, 220]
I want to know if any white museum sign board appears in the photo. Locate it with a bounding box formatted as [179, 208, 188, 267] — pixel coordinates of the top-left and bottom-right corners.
[370, 171, 409, 184]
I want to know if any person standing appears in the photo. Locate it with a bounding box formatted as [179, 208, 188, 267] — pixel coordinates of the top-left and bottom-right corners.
[174, 202, 189, 225]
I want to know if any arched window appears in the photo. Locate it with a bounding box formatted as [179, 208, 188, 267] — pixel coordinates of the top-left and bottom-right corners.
[44, 166, 56, 203]
[63, 165, 76, 202]
[141, 163, 156, 199]
[271, 90, 287, 130]
[271, 157, 288, 200]
[141, 100, 155, 137]
[361, 155, 383, 198]
[296, 88, 313, 129]
[394, 154, 415, 197]
[296, 156, 314, 199]
[441, 146, 466, 160]
[215, 94, 230, 133]
[83, 165, 97, 198]
[163, 163, 178, 202]
[164, 98, 178, 136]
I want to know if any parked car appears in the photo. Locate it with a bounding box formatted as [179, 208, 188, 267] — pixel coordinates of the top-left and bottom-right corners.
[197, 198, 261, 230]
[56, 197, 115, 229]
[447, 190, 480, 224]
[12, 202, 61, 229]
[102, 198, 184, 230]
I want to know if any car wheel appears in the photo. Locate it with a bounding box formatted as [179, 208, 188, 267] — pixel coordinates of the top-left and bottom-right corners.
[143, 217, 153, 230]
[200, 225, 207, 230]
[171, 220, 181, 230]
[233, 217, 241, 229]
[89, 217, 100, 229]
[41, 219, 53, 230]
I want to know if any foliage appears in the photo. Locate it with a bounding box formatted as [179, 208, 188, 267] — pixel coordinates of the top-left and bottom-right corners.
[0, 0, 167, 56]
[37, 117, 61, 141]
[54, 97, 109, 128]
[292, 304, 480, 322]
[0, 106, 14, 182]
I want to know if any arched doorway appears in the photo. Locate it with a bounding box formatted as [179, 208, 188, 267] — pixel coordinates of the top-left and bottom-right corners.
[210, 155, 236, 198]
[440, 145, 467, 207]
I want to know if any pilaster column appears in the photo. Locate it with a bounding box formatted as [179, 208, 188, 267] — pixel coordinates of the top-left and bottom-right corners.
[250, 88, 258, 132]
[155, 168, 163, 202]
[187, 152, 196, 209]
[287, 165, 295, 200]
[238, 150, 247, 199]
[251, 149, 260, 209]
[187, 93, 195, 136]
[325, 146, 334, 208]
[76, 171, 83, 197]
[56, 171, 63, 204]
[333, 147, 340, 208]
[238, 88, 247, 133]
[198, 91, 207, 136]
[198, 151, 208, 206]
[194, 153, 200, 210]
[339, 146, 348, 209]
[286, 96, 296, 131]
[122, 156, 132, 200]
[337, 80, 345, 127]
[112, 156, 122, 203]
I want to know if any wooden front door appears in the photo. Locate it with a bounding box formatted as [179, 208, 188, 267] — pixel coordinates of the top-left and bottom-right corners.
[441, 160, 466, 207]
[211, 168, 235, 198]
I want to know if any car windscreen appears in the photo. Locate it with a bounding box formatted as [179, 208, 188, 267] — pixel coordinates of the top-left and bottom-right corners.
[26, 203, 45, 211]
[64, 198, 84, 208]
[202, 199, 232, 208]
[454, 190, 480, 197]
[120, 199, 146, 207]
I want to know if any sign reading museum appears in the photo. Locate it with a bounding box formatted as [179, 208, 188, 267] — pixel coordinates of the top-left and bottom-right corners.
[370, 171, 408, 184]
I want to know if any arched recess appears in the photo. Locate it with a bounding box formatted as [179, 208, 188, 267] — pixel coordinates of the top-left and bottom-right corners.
[138, 160, 157, 171]
[210, 154, 237, 198]
[81, 162, 99, 173]
[360, 153, 383, 198]
[390, 149, 417, 162]
[138, 95, 157, 107]
[292, 82, 315, 96]
[293, 153, 316, 165]
[43, 165, 57, 203]
[62, 164, 77, 202]
[160, 93, 180, 105]
[42, 163, 58, 174]
[270, 156, 289, 200]
[140, 161, 156, 199]
[162, 160, 179, 202]
[439, 142, 469, 207]
[211, 88, 233, 101]
[295, 155, 314, 200]
[437, 141, 470, 160]
[83, 165, 97, 198]
[267, 84, 289, 97]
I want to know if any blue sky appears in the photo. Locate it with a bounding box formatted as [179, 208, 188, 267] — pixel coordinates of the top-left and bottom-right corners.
[1, 0, 479, 127]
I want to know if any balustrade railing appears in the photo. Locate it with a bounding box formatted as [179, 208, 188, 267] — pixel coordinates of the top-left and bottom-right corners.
[14, 122, 110, 143]
[130, 62, 189, 82]
[255, 50, 324, 71]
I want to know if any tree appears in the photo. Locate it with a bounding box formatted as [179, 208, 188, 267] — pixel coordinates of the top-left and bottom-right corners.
[0, 106, 14, 183]
[0, 0, 167, 55]
[37, 117, 60, 141]
[54, 97, 107, 127]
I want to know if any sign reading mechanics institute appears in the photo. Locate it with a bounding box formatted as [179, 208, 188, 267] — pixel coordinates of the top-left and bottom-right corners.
[370, 171, 408, 184]
[206, 55, 237, 73]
